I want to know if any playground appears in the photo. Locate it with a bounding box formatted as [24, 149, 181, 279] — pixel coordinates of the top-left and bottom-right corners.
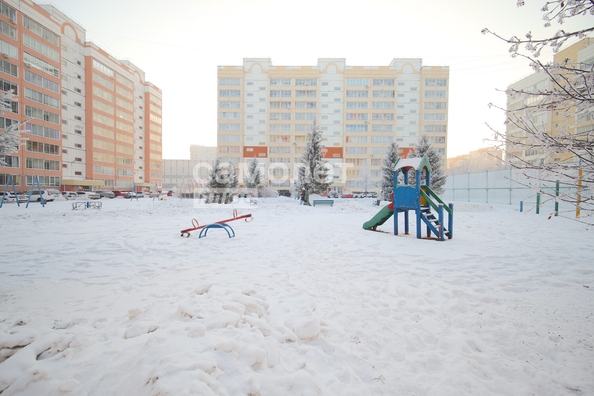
[0, 196, 592, 395]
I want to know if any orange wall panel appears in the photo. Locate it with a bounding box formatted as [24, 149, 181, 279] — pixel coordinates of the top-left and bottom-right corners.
[323, 147, 343, 159]
[243, 146, 267, 158]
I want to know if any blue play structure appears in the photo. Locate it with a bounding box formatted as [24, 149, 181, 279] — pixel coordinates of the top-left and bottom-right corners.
[198, 223, 235, 239]
[363, 155, 454, 241]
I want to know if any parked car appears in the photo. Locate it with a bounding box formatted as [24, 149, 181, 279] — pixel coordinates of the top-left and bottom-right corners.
[123, 191, 137, 199]
[23, 189, 55, 202]
[341, 191, 354, 198]
[62, 191, 78, 200]
[353, 192, 365, 198]
[47, 189, 62, 199]
[112, 190, 124, 197]
[167, 190, 174, 197]
[2, 191, 16, 202]
[76, 191, 100, 200]
[135, 191, 145, 198]
[366, 192, 378, 199]
[327, 191, 338, 198]
[96, 190, 115, 199]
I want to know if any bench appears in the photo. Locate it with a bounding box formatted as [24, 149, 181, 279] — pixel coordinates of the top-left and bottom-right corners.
[72, 201, 102, 210]
[313, 199, 334, 207]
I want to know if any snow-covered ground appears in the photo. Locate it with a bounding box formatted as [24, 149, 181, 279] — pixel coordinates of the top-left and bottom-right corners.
[0, 196, 592, 395]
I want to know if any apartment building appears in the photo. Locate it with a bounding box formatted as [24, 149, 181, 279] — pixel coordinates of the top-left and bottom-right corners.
[217, 58, 449, 194]
[506, 38, 594, 167]
[447, 147, 505, 175]
[162, 145, 217, 190]
[0, 0, 162, 193]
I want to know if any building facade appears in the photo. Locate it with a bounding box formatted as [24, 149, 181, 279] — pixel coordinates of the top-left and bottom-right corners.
[447, 147, 505, 175]
[217, 58, 449, 194]
[506, 38, 594, 167]
[162, 145, 217, 190]
[0, 0, 162, 193]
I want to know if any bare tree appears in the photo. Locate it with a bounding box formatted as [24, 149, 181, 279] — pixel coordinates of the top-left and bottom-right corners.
[483, 0, 594, 222]
[0, 90, 28, 167]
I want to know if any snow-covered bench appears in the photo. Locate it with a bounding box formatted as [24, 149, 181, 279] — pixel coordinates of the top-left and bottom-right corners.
[312, 199, 334, 207]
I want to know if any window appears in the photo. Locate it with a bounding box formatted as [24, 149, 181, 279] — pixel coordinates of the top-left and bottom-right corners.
[295, 78, 317, 86]
[346, 102, 368, 110]
[424, 102, 447, 110]
[372, 125, 393, 132]
[0, 59, 17, 77]
[23, 16, 59, 45]
[372, 90, 395, 98]
[24, 105, 59, 124]
[346, 124, 368, 132]
[93, 59, 114, 77]
[424, 90, 447, 99]
[424, 79, 448, 87]
[372, 78, 395, 86]
[24, 87, 60, 108]
[270, 78, 291, 86]
[219, 101, 240, 108]
[270, 90, 291, 98]
[346, 113, 368, 121]
[371, 113, 394, 121]
[219, 89, 241, 97]
[346, 147, 367, 154]
[24, 70, 59, 93]
[219, 78, 241, 85]
[371, 136, 393, 144]
[346, 90, 368, 98]
[423, 125, 447, 133]
[372, 102, 394, 110]
[423, 113, 447, 121]
[346, 79, 369, 86]
[295, 90, 316, 98]
[346, 136, 367, 143]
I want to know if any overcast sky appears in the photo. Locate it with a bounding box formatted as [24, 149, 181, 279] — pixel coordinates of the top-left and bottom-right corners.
[37, 0, 592, 159]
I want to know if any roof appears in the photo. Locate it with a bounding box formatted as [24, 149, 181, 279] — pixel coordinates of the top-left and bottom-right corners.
[392, 155, 432, 173]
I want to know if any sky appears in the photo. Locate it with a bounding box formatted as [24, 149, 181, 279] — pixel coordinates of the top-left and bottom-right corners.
[36, 0, 593, 159]
[0, 196, 592, 394]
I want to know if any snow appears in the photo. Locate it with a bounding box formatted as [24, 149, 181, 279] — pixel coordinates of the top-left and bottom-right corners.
[0, 196, 592, 395]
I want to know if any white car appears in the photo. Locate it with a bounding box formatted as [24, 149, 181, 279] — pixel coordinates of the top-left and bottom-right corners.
[76, 191, 100, 200]
[26, 189, 55, 202]
[62, 191, 78, 200]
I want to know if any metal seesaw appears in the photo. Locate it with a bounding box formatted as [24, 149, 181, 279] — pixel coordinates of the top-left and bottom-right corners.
[180, 209, 253, 238]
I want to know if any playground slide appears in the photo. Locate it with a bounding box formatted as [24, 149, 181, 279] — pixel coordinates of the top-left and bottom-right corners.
[363, 205, 394, 231]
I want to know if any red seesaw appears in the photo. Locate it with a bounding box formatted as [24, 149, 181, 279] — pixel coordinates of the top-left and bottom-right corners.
[180, 209, 253, 237]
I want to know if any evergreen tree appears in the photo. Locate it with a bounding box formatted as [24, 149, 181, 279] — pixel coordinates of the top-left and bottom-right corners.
[244, 157, 263, 196]
[298, 119, 332, 194]
[224, 163, 239, 203]
[408, 134, 447, 194]
[380, 142, 401, 201]
[205, 158, 228, 203]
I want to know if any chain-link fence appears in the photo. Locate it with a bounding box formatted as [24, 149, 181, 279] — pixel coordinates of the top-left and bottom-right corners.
[442, 168, 591, 216]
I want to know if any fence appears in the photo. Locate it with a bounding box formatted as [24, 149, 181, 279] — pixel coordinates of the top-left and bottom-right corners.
[442, 167, 590, 215]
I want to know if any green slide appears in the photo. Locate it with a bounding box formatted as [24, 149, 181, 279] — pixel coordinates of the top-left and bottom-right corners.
[363, 205, 394, 230]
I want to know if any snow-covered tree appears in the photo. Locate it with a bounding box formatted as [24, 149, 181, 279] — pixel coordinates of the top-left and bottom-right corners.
[0, 90, 27, 166]
[297, 119, 332, 194]
[244, 157, 263, 196]
[408, 134, 447, 194]
[205, 158, 237, 204]
[380, 142, 401, 201]
[483, 0, 594, 222]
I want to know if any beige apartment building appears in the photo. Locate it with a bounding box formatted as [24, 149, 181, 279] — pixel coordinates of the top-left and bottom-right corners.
[0, 0, 162, 193]
[447, 147, 505, 175]
[217, 58, 449, 194]
[162, 145, 217, 191]
[506, 38, 594, 167]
